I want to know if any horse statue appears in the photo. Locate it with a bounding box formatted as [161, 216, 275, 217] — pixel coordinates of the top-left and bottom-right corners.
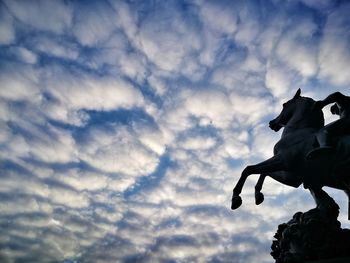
[231, 89, 350, 218]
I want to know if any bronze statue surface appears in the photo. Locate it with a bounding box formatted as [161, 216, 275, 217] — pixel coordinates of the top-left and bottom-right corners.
[307, 92, 350, 159]
[231, 89, 350, 262]
[231, 89, 350, 216]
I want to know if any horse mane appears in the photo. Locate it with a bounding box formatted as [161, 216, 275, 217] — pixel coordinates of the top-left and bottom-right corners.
[284, 96, 325, 133]
[294, 96, 325, 130]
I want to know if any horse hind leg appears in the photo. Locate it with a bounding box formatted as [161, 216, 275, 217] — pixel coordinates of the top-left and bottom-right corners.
[231, 155, 285, 210]
[309, 188, 340, 217]
[344, 189, 350, 220]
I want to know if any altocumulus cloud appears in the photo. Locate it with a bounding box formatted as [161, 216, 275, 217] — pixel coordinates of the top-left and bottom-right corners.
[1, 0, 350, 262]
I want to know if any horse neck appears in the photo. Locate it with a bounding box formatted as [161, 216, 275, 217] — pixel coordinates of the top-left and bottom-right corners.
[282, 126, 318, 137]
[282, 108, 324, 137]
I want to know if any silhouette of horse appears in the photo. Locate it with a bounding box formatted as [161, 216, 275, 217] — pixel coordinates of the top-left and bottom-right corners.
[231, 89, 350, 217]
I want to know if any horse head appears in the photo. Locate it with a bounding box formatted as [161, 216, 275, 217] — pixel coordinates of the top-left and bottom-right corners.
[269, 89, 324, 132]
[269, 89, 301, 131]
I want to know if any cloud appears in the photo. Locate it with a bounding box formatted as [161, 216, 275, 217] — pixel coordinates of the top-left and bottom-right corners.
[299, 0, 335, 10]
[0, 63, 40, 102]
[251, 124, 280, 160]
[2, 122, 77, 163]
[180, 135, 217, 151]
[72, 1, 117, 47]
[46, 69, 144, 111]
[198, 1, 238, 36]
[28, 36, 79, 60]
[41, 66, 145, 125]
[275, 17, 319, 78]
[54, 169, 109, 192]
[78, 124, 161, 177]
[3, 0, 72, 34]
[0, 194, 53, 216]
[0, 4, 15, 45]
[83, 31, 148, 82]
[196, 0, 239, 68]
[182, 89, 234, 129]
[265, 61, 300, 98]
[229, 92, 275, 127]
[137, 1, 201, 73]
[233, 2, 261, 46]
[318, 3, 350, 86]
[0, 169, 50, 199]
[221, 134, 250, 159]
[10, 46, 38, 64]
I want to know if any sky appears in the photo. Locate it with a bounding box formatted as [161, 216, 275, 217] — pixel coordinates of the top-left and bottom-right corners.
[1, 0, 350, 262]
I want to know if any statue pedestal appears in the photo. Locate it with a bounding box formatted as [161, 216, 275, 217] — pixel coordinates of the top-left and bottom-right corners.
[271, 208, 350, 263]
[307, 258, 350, 263]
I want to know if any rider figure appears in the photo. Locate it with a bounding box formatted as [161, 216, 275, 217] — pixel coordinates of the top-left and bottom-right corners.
[307, 92, 350, 159]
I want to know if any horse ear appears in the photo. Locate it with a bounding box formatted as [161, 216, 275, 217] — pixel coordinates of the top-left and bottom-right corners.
[293, 88, 301, 99]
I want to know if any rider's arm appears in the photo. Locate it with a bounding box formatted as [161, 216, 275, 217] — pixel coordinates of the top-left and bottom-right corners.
[319, 92, 345, 108]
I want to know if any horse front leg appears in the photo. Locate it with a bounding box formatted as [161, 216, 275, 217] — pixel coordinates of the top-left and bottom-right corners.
[255, 174, 266, 205]
[231, 155, 286, 210]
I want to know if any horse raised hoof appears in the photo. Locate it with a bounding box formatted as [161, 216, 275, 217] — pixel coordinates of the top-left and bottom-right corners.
[231, 195, 242, 210]
[255, 192, 264, 205]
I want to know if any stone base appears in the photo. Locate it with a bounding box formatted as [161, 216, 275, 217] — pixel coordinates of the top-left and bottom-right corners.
[307, 258, 350, 263]
[271, 208, 350, 263]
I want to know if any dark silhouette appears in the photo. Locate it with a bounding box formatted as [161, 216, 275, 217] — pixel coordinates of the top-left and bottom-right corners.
[230, 89, 350, 262]
[231, 88, 350, 215]
[307, 92, 350, 159]
[271, 208, 350, 263]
